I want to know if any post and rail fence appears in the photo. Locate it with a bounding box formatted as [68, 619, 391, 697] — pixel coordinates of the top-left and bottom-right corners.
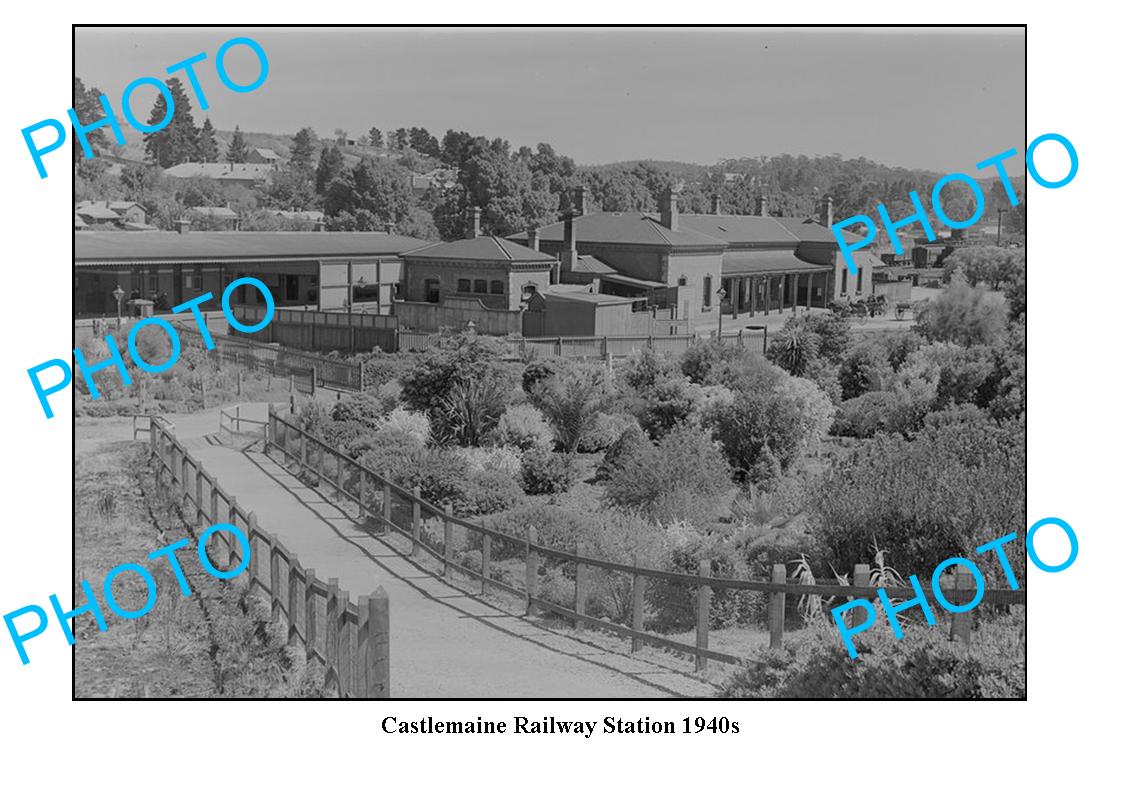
[263, 407, 1024, 673]
[145, 414, 389, 697]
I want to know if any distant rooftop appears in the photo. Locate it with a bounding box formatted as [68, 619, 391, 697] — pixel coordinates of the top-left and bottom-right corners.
[509, 212, 724, 249]
[403, 235, 558, 264]
[75, 231, 434, 265]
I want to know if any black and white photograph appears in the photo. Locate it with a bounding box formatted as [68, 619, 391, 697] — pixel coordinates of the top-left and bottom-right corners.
[69, 25, 1028, 700]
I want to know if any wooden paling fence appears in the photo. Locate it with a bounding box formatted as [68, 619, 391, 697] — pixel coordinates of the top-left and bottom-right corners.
[146, 415, 389, 697]
[265, 408, 1025, 672]
[178, 325, 324, 395]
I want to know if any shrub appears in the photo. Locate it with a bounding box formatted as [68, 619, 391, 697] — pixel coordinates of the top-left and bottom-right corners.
[434, 374, 510, 446]
[801, 312, 851, 363]
[400, 330, 511, 415]
[767, 322, 821, 377]
[375, 407, 431, 446]
[831, 391, 900, 438]
[898, 342, 994, 410]
[884, 331, 924, 371]
[521, 357, 564, 395]
[318, 419, 371, 452]
[986, 317, 1025, 421]
[773, 376, 835, 451]
[596, 424, 649, 482]
[915, 281, 1007, 347]
[489, 404, 554, 451]
[295, 400, 331, 436]
[705, 390, 806, 481]
[719, 619, 1025, 698]
[618, 348, 676, 391]
[808, 417, 1026, 575]
[485, 503, 601, 551]
[455, 446, 523, 480]
[839, 339, 890, 400]
[631, 376, 701, 440]
[330, 391, 385, 431]
[680, 338, 758, 385]
[461, 470, 525, 515]
[530, 364, 612, 452]
[576, 412, 638, 453]
[520, 448, 577, 495]
[602, 425, 732, 524]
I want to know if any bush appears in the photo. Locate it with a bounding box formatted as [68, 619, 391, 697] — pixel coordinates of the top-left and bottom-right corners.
[520, 448, 577, 495]
[576, 412, 638, 453]
[596, 424, 648, 481]
[680, 338, 758, 385]
[602, 425, 732, 524]
[489, 404, 554, 451]
[375, 407, 431, 446]
[915, 281, 1007, 347]
[630, 376, 702, 440]
[434, 374, 510, 446]
[719, 619, 1025, 698]
[705, 390, 806, 482]
[400, 330, 512, 415]
[898, 342, 994, 410]
[839, 339, 890, 400]
[801, 312, 851, 363]
[530, 363, 612, 452]
[764, 322, 818, 378]
[455, 446, 523, 480]
[831, 391, 901, 438]
[521, 357, 564, 395]
[617, 348, 676, 391]
[330, 391, 385, 432]
[461, 469, 525, 515]
[809, 416, 1026, 575]
[884, 331, 924, 371]
[318, 419, 371, 452]
[773, 376, 835, 451]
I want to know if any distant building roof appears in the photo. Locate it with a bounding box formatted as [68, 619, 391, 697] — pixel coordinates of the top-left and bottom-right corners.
[403, 236, 558, 264]
[108, 201, 144, 213]
[75, 214, 88, 228]
[75, 231, 434, 266]
[122, 221, 159, 231]
[76, 205, 123, 221]
[163, 162, 274, 181]
[252, 148, 280, 160]
[272, 209, 324, 222]
[569, 254, 617, 275]
[677, 214, 867, 247]
[509, 212, 724, 249]
[542, 288, 635, 305]
[189, 206, 239, 219]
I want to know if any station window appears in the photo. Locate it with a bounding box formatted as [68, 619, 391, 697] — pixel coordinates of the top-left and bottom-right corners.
[474, 279, 488, 294]
[702, 275, 712, 309]
[457, 278, 471, 292]
[490, 280, 504, 295]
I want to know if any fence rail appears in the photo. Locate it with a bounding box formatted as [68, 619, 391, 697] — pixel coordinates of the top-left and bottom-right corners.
[145, 414, 389, 697]
[178, 325, 334, 394]
[264, 408, 1024, 672]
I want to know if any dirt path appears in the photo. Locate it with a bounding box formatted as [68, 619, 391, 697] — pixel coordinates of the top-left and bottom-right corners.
[172, 406, 713, 698]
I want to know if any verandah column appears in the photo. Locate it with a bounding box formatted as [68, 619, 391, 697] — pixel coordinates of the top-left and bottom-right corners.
[805, 273, 812, 309]
[749, 277, 757, 317]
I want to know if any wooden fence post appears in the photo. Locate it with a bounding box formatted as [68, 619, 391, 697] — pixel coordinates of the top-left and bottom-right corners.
[237, 370, 242, 396]
[304, 569, 318, 661]
[480, 526, 491, 595]
[383, 481, 392, 533]
[574, 542, 588, 632]
[410, 485, 421, 556]
[696, 558, 711, 672]
[358, 469, 368, 522]
[849, 564, 871, 630]
[225, 499, 240, 571]
[194, 468, 204, 527]
[269, 542, 282, 623]
[289, 373, 295, 394]
[326, 579, 341, 695]
[950, 564, 974, 645]
[335, 453, 345, 502]
[369, 586, 390, 697]
[442, 504, 454, 576]
[287, 559, 300, 644]
[208, 484, 218, 527]
[525, 525, 539, 616]
[311, 365, 317, 396]
[631, 572, 647, 653]
[247, 512, 261, 595]
[769, 563, 786, 650]
[338, 589, 353, 697]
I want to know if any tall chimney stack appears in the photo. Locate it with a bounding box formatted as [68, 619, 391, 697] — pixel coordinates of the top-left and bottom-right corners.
[527, 227, 540, 251]
[174, 219, 191, 235]
[575, 186, 588, 216]
[560, 211, 578, 280]
[470, 206, 481, 238]
[820, 195, 833, 228]
[711, 195, 722, 215]
[661, 187, 680, 231]
[756, 195, 769, 217]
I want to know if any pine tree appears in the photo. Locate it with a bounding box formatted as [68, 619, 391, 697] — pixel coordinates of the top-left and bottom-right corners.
[226, 126, 249, 163]
[73, 77, 108, 160]
[197, 117, 219, 162]
[315, 144, 346, 195]
[368, 127, 383, 148]
[142, 77, 199, 168]
[290, 127, 317, 172]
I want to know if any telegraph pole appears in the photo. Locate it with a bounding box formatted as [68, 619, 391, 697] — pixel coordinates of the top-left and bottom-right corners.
[996, 208, 1006, 246]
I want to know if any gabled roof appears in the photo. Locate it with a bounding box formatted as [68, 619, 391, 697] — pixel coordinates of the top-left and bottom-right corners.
[509, 212, 725, 249]
[677, 214, 867, 247]
[163, 162, 274, 180]
[75, 231, 434, 264]
[403, 236, 558, 264]
[109, 201, 143, 212]
[253, 147, 280, 160]
[76, 205, 123, 221]
[75, 215, 88, 228]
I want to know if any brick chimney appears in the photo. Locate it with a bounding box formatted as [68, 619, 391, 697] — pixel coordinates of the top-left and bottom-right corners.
[820, 195, 833, 228]
[575, 186, 588, 216]
[661, 187, 679, 231]
[174, 219, 191, 234]
[560, 211, 578, 281]
[755, 195, 769, 217]
[527, 227, 540, 251]
[314, 220, 326, 232]
[469, 206, 482, 238]
[711, 195, 722, 215]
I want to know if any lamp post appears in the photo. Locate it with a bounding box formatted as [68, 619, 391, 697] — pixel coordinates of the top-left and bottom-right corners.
[715, 285, 727, 340]
[112, 284, 125, 329]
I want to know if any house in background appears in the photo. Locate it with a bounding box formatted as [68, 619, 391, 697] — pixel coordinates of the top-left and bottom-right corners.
[246, 147, 282, 167]
[163, 162, 275, 187]
[189, 206, 241, 230]
[75, 202, 127, 229]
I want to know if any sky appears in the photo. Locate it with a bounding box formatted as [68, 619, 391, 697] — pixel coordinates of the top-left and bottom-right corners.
[75, 26, 1025, 172]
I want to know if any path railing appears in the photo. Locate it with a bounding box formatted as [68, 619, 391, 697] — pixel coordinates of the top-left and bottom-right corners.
[264, 408, 1024, 672]
[147, 415, 389, 697]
